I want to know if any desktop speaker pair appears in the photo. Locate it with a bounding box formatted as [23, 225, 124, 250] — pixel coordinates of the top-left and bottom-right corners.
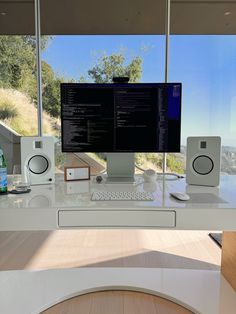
[186, 136, 221, 187]
[21, 136, 55, 185]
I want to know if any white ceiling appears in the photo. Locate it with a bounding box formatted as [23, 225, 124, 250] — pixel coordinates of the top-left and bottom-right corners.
[0, 0, 236, 35]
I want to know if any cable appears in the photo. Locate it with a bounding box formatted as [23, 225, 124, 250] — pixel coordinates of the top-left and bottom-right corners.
[158, 172, 184, 179]
[135, 164, 146, 172]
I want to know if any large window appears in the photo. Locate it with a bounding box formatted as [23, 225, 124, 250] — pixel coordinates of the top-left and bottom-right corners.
[43, 34, 236, 175]
[3, 34, 234, 175]
[0, 34, 38, 136]
[41, 35, 166, 173]
[1, 0, 236, 175]
[169, 35, 236, 174]
[0, 1, 37, 172]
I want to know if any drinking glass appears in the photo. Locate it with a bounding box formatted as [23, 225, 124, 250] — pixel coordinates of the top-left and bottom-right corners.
[12, 164, 31, 192]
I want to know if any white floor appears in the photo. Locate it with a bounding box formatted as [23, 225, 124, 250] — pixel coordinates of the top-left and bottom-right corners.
[1, 268, 236, 314]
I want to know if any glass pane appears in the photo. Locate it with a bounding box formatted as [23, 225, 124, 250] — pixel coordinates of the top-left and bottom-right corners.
[41, 0, 167, 174]
[169, 35, 236, 175]
[41, 35, 165, 173]
[0, 1, 36, 173]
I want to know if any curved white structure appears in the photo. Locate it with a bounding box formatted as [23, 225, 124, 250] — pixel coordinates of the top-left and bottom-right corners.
[1, 267, 236, 314]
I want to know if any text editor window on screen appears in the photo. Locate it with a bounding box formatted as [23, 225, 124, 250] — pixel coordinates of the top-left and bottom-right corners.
[61, 83, 181, 153]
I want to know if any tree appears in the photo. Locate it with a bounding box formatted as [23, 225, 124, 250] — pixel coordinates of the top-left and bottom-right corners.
[87, 53, 142, 83]
[22, 35, 51, 51]
[0, 35, 51, 101]
[0, 35, 64, 117]
[0, 36, 36, 90]
[42, 61, 63, 117]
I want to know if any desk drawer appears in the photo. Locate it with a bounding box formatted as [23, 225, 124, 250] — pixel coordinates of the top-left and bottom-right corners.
[58, 210, 176, 228]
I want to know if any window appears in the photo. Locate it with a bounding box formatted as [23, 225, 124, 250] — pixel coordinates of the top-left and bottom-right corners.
[42, 35, 166, 173]
[2, 1, 235, 175]
[170, 35, 236, 174]
[0, 1, 37, 173]
[0, 35, 38, 136]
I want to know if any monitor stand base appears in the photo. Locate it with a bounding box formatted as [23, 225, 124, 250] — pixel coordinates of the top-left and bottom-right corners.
[105, 176, 135, 184]
[106, 153, 135, 184]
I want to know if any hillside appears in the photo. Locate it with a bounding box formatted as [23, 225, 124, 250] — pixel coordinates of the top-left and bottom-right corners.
[0, 88, 59, 136]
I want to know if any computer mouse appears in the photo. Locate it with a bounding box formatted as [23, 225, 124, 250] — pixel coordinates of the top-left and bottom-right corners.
[170, 192, 190, 201]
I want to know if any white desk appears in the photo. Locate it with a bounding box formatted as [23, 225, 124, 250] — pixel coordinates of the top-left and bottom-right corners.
[1, 175, 236, 314]
[0, 175, 236, 231]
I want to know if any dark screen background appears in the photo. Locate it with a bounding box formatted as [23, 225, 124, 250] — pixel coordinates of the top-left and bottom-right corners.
[61, 83, 181, 152]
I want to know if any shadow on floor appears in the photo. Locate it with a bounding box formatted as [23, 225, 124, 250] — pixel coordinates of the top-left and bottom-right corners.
[80, 249, 220, 270]
[0, 231, 52, 270]
[0, 231, 220, 271]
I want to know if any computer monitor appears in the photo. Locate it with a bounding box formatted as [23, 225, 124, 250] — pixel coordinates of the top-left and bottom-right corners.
[61, 83, 182, 182]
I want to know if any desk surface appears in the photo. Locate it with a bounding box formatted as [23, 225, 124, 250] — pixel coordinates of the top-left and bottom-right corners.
[0, 175, 236, 231]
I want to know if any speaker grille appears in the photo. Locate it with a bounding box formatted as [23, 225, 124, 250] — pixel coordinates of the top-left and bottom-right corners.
[28, 155, 49, 174]
[192, 155, 214, 175]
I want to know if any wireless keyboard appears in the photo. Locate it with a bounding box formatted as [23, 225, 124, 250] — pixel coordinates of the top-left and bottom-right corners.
[91, 191, 154, 201]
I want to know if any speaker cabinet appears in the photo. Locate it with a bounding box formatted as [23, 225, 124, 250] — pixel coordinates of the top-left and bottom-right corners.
[186, 136, 221, 186]
[21, 136, 55, 185]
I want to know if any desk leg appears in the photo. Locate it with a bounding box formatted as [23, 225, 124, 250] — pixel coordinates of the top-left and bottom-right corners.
[221, 231, 236, 291]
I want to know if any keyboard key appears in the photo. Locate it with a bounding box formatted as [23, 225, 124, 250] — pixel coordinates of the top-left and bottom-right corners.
[91, 191, 154, 201]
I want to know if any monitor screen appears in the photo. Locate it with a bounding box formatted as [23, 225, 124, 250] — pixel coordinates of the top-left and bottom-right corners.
[61, 83, 182, 153]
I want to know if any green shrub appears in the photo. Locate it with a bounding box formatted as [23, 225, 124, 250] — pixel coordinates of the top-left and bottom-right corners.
[0, 100, 18, 120]
[167, 154, 184, 174]
[135, 153, 146, 166]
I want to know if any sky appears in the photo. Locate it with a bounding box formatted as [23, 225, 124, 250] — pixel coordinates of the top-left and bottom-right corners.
[42, 35, 236, 146]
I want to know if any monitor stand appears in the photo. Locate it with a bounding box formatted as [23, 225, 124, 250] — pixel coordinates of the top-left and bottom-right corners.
[106, 153, 135, 183]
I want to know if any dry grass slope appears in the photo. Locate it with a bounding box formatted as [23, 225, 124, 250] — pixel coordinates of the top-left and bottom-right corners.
[0, 88, 59, 136]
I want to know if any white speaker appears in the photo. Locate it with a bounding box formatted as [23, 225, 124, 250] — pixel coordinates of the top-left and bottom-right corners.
[186, 136, 221, 187]
[21, 136, 55, 185]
